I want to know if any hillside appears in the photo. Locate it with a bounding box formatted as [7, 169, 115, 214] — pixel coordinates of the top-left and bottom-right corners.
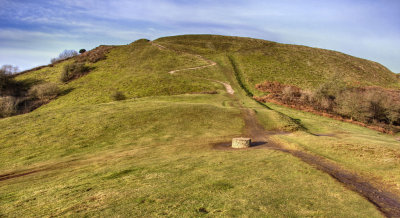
[1, 35, 400, 217]
[155, 35, 400, 91]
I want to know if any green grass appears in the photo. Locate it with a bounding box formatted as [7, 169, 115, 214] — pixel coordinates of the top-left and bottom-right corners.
[156, 34, 400, 91]
[266, 102, 400, 195]
[0, 94, 242, 169]
[2, 34, 400, 216]
[0, 130, 382, 217]
[15, 39, 219, 110]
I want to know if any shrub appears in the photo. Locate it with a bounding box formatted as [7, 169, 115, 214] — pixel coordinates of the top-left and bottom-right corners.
[76, 45, 114, 63]
[365, 91, 388, 123]
[0, 96, 18, 117]
[255, 80, 400, 132]
[299, 90, 313, 104]
[61, 62, 90, 82]
[0, 69, 10, 90]
[79, 49, 86, 54]
[51, 50, 78, 64]
[29, 83, 60, 101]
[282, 86, 301, 103]
[0, 68, 20, 96]
[335, 90, 366, 121]
[111, 91, 126, 101]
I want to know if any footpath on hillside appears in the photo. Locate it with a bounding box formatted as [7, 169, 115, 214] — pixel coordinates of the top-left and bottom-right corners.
[150, 41, 400, 217]
[151, 41, 234, 95]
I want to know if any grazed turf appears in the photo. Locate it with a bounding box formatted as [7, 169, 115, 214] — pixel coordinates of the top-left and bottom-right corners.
[2, 35, 399, 217]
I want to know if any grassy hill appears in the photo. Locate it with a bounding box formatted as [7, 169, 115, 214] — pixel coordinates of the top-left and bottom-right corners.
[156, 35, 400, 92]
[1, 35, 400, 216]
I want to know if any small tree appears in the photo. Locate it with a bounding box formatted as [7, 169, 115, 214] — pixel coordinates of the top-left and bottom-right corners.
[79, 49, 86, 54]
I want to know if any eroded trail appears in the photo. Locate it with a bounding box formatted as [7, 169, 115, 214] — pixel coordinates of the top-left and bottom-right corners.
[242, 109, 400, 217]
[152, 40, 400, 217]
[151, 41, 234, 95]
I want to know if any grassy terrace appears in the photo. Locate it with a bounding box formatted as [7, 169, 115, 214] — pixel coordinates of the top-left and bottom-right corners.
[0, 93, 382, 217]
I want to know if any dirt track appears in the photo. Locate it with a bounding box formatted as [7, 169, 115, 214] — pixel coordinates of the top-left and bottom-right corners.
[3, 41, 398, 216]
[238, 108, 400, 217]
[151, 41, 234, 95]
[152, 40, 400, 217]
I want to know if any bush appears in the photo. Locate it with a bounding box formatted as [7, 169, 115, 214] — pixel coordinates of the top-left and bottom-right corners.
[0, 96, 18, 117]
[29, 83, 60, 101]
[79, 49, 86, 54]
[0, 65, 19, 89]
[282, 86, 301, 103]
[335, 90, 366, 121]
[111, 91, 126, 101]
[51, 50, 78, 64]
[365, 91, 389, 123]
[0, 69, 10, 90]
[61, 62, 90, 82]
[76, 45, 114, 63]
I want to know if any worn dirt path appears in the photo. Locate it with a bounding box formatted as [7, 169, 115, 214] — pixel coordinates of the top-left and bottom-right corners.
[151, 41, 234, 95]
[3, 41, 397, 217]
[239, 109, 400, 217]
[151, 41, 400, 217]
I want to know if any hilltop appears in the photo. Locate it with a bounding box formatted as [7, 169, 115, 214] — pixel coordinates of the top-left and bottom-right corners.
[1, 35, 400, 217]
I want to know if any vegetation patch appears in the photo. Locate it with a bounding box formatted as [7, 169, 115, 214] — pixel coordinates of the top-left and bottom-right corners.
[255, 80, 400, 133]
[76, 45, 115, 63]
[0, 69, 61, 118]
[28, 83, 60, 101]
[111, 90, 126, 101]
[61, 62, 90, 82]
[211, 180, 234, 191]
[104, 169, 136, 180]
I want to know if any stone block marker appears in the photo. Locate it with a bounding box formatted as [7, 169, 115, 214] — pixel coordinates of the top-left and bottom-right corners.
[232, 138, 251, 148]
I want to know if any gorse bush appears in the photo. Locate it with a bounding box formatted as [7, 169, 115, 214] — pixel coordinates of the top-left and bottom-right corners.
[111, 91, 126, 101]
[61, 62, 90, 82]
[29, 83, 60, 101]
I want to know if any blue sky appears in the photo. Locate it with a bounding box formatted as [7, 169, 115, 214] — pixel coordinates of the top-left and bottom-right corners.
[1, 0, 399, 73]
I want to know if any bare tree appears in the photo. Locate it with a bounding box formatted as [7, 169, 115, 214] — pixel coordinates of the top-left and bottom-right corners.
[51, 50, 78, 64]
[0, 65, 19, 74]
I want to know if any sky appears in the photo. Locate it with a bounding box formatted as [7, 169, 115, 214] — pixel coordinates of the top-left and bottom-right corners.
[0, 0, 399, 73]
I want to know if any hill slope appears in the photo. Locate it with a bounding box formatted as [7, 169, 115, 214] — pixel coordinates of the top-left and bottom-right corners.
[1, 35, 400, 216]
[156, 35, 400, 92]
